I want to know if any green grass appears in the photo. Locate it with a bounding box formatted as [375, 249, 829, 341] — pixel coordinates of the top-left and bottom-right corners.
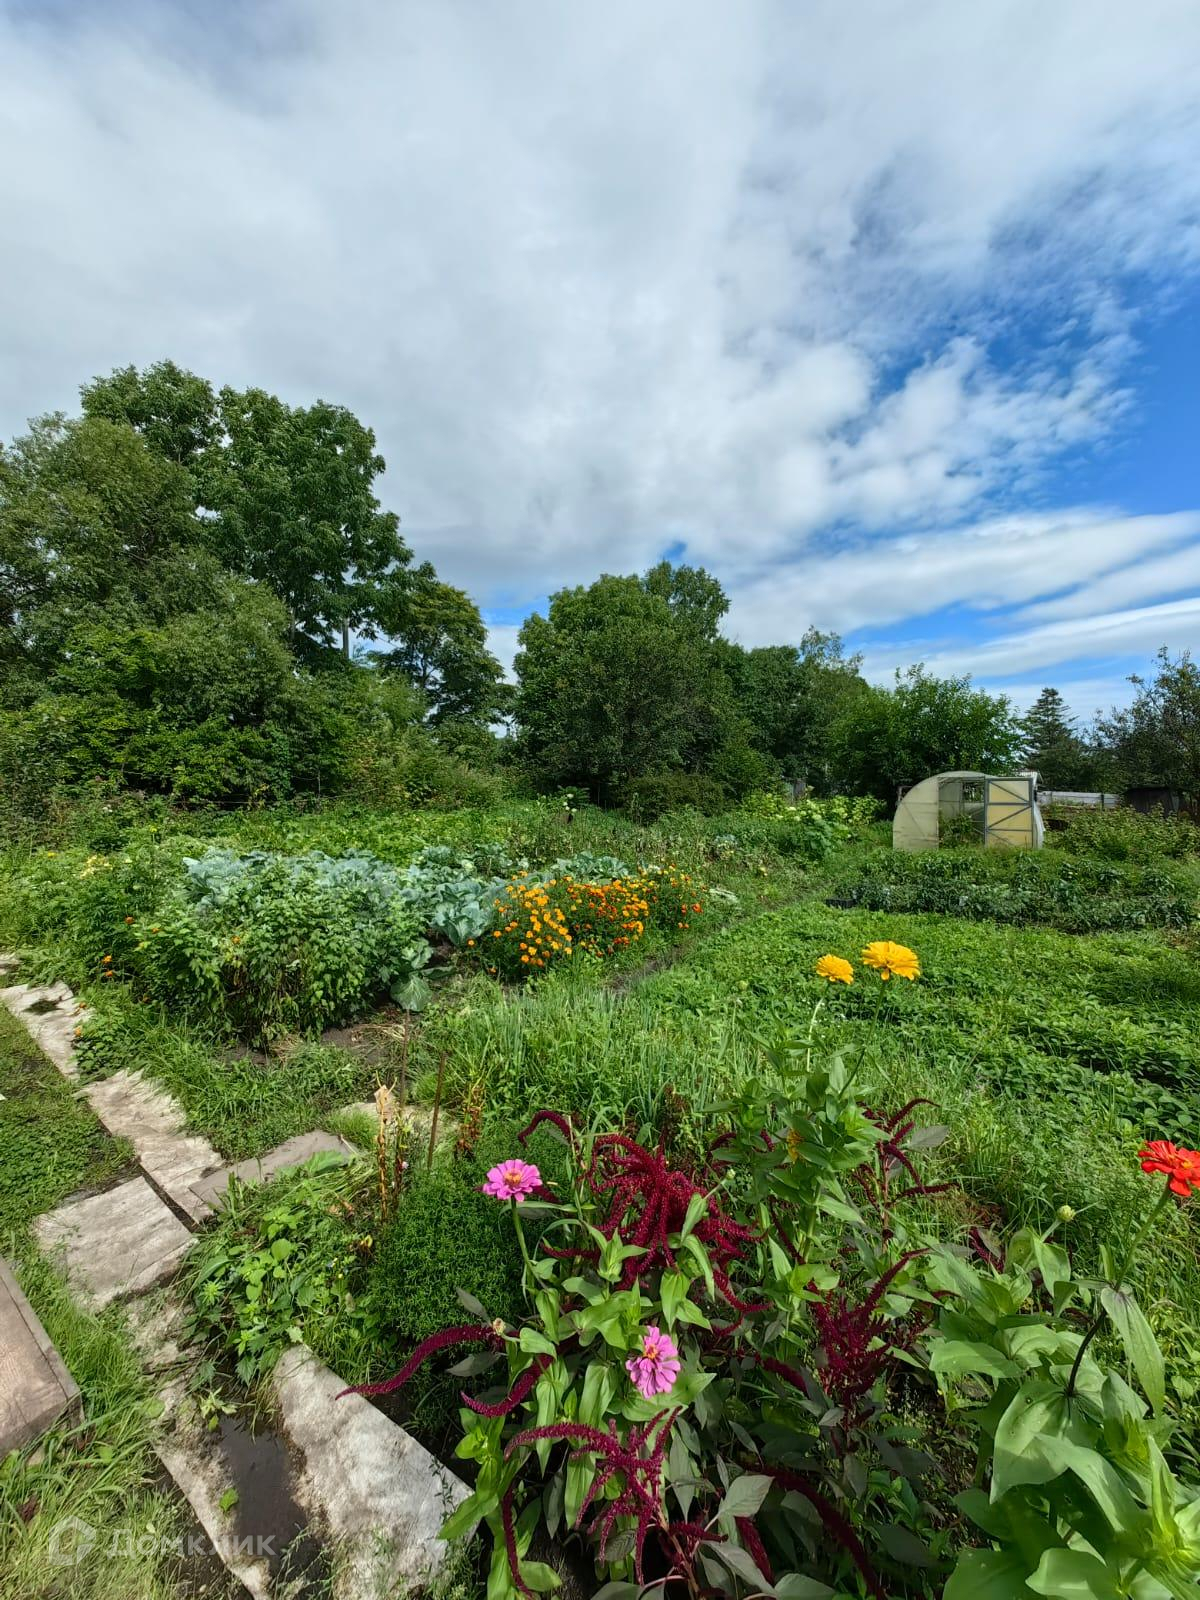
[0, 1010, 133, 1238]
[74, 995, 383, 1161]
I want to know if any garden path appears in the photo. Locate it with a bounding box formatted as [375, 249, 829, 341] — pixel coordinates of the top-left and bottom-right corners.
[0, 957, 464, 1599]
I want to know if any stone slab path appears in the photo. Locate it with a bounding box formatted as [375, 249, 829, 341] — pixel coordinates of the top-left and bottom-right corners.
[34, 1176, 194, 1310]
[3, 954, 462, 1597]
[85, 1070, 224, 1223]
[0, 978, 83, 1078]
[190, 1129, 353, 1212]
[0, 1258, 81, 1454]
[274, 1344, 468, 1598]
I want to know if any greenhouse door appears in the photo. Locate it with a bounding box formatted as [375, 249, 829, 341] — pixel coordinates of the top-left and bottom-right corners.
[983, 776, 1035, 849]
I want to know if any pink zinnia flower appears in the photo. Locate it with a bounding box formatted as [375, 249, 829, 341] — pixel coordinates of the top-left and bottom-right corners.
[625, 1326, 681, 1398]
[482, 1159, 542, 1203]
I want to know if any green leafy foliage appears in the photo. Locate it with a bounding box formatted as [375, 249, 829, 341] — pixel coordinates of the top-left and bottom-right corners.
[125, 851, 431, 1041]
[186, 1156, 379, 1385]
[347, 1036, 1200, 1600]
[1051, 806, 1197, 862]
[366, 1161, 526, 1350]
[829, 665, 1024, 802]
[830, 846, 1196, 932]
[928, 1219, 1200, 1600]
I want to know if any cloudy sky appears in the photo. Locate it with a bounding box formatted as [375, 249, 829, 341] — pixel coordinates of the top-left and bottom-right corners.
[2, 0, 1199, 716]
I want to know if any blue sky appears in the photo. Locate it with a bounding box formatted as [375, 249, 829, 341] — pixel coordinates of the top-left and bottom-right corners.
[1, 0, 1197, 721]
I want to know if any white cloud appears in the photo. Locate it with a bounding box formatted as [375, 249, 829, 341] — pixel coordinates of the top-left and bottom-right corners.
[889, 595, 1200, 681]
[725, 510, 1200, 641]
[2, 0, 1199, 689]
[484, 622, 523, 683]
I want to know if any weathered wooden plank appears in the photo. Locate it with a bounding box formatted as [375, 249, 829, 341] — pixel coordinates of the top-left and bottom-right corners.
[0, 1258, 80, 1454]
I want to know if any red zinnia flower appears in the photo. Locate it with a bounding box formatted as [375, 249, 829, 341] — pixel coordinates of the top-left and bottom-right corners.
[1139, 1140, 1200, 1199]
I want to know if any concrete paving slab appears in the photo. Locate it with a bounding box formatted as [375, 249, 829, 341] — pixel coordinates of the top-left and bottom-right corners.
[34, 1177, 193, 1310]
[190, 1130, 352, 1211]
[274, 1343, 469, 1597]
[0, 1258, 81, 1454]
[0, 980, 83, 1078]
[85, 1071, 222, 1222]
[155, 1424, 275, 1600]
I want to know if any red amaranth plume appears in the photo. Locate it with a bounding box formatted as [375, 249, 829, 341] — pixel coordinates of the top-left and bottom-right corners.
[505, 1411, 677, 1582]
[735, 1516, 775, 1583]
[810, 1250, 928, 1422]
[968, 1226, 1006, 1271]
[461, 1353, 552, 1417]
[500, 1487, 535, 1600]
[336, 1324, 502, 1400]
[854, 1099, 956, 1234]
[764, 1467, 886, 1600]
[518, 1109, 578, 1151]
[582, 1130, 762, 1309]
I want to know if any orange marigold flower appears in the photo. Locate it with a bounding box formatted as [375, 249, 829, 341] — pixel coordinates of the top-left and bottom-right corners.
[814, 954, 854, 985]
[1139, 1140, 1200, 1199]
[861, 940, 920, 981]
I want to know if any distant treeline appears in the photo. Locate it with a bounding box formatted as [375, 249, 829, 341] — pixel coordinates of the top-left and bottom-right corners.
[1, 362, 1196, 823]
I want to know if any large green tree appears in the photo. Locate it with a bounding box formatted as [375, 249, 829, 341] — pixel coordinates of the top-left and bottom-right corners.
[0, 412, 211, 684]
[829, 666, 1023, 802]
[1096, 648, 1200, 808]
[722, 628, 867, 787]
[81, 361, 412, 657]
[372, 562, 509, 726]
[513, 566, 756, 801]
[1021, 687, 1101, 790]
[1, 361, 504, 811]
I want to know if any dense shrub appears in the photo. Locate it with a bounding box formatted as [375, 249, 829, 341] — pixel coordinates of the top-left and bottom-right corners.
[366, 1162, 525, 1349]
[1050, 804, 1197, 862]
[623, 773, 729, 820]
[125, 852, 431, 1041]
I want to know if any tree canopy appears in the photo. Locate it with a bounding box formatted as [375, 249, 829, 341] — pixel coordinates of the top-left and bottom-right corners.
[1, 361, 505, 810]
[828, 666, 1023, 802]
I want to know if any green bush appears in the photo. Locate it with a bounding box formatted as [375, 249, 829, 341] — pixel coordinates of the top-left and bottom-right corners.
[367, 1159, 525, 1350]
[126, 852, 431, 1042]
[622, 773, 728, 821]
[1051, 804, 1197, 862]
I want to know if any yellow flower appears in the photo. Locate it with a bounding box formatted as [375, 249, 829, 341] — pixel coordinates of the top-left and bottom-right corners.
[861, 941, 920, 981]
[814, 954, 853, 985]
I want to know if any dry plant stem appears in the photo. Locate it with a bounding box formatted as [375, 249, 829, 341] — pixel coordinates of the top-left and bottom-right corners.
[427, 1049, 447, 1171]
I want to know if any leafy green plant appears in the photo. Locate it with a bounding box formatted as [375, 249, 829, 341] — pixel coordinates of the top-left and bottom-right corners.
[186, 1155, 378, 1384]
[831, 848, 1196, 932]
[1051, 807, 1197, 863]
[126, 851, 431, 1041]
[929, 1142, 1200, 1599]
[343, 1030, 957, 1600]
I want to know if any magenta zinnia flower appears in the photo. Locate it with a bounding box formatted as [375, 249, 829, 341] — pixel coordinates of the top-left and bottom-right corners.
[482, 1159, 542, 1203]
[625, 1325, 681, 1398]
